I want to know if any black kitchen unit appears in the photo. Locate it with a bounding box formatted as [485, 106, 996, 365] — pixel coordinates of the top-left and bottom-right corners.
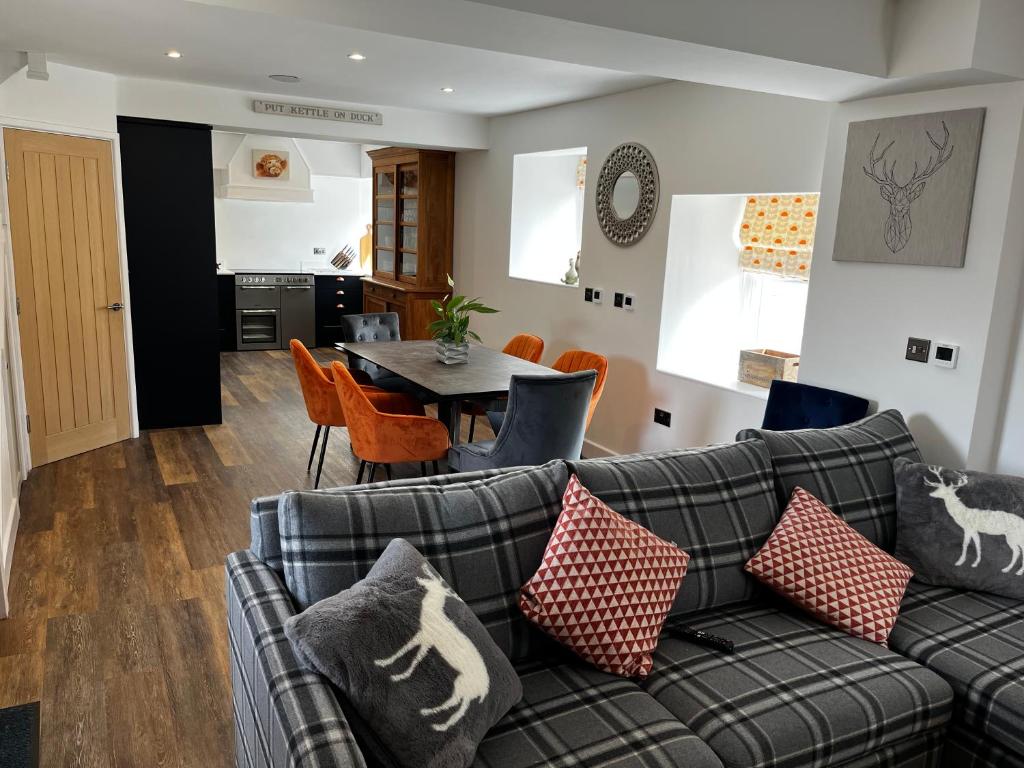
[235, 273, 315, 350]
[314, 274, 364, 347]
[118, 116, 221, 429]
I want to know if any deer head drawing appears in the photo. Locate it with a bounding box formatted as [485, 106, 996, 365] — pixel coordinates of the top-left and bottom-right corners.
[862, 121, 954, 253]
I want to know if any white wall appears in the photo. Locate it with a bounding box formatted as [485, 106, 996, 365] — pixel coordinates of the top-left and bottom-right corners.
[0, 63, 117, 134]
[802, 81, 1024, 469]
[509, 149, 584, 286]
[455, 80, 833, 454]
[215, 174, 371, 272]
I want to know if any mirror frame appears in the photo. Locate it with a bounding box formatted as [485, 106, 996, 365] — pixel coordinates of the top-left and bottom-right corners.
[595, 142, 660, 246]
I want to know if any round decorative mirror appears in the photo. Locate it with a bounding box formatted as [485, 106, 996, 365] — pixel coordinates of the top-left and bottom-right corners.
[611, 171, 640, 219]
[595, 143, 659, 246]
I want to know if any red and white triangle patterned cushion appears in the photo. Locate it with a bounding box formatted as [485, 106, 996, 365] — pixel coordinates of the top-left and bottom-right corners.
[519, 474, 690, 678]
[745, 486, 914, 646]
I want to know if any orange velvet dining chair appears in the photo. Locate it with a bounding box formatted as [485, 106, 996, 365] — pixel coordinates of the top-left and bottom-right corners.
[551, 349, 608, 430]
[290, 340, 423, 488]
[465, 333, 545, 441]
[331, 362, 451, 483]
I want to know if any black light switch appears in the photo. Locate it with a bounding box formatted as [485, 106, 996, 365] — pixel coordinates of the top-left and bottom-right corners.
[613, 292, 624, 308]
[584, 287, 594, 302]
[906, 337, 931, 363]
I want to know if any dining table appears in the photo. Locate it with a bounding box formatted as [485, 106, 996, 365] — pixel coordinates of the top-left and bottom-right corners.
[336, 340, 559, 445]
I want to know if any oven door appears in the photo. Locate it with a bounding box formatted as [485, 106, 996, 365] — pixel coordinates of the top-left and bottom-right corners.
[236, 308, 281, 350]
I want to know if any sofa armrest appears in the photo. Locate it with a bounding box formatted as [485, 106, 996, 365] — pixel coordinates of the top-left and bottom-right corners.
[227, 550, 367, 768]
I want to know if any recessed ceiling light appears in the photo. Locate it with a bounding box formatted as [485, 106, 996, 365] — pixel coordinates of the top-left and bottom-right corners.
[347, 52, 366, 61]
[269, 74, 301, 83]
[440, 87, 455, 94]
[165, 49, 182, 59]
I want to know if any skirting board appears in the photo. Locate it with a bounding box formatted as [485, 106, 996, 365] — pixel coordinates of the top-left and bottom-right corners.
[0, 495, 19, 619]
[582, 437, 617, 459]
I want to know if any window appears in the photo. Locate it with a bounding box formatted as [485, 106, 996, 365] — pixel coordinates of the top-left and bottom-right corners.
[508, 147, 587, 287]
[656, 193, 818, 394]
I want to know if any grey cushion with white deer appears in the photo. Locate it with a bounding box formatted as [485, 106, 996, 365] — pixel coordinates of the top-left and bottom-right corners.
[284, 538, 523, 768]
[894, 459, 1024, 599]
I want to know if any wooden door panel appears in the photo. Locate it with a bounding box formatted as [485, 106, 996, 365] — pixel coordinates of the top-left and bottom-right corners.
[364, 295, 387, 314]
[5, 128, 131, 466]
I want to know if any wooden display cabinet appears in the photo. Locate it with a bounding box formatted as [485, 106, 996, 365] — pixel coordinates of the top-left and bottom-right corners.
[364, 147, 454, 340]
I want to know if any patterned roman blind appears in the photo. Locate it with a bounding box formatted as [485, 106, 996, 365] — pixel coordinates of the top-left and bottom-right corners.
[738, 194, 819, 280]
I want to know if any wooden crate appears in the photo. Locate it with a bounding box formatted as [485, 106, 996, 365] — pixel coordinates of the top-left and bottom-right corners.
[738, 349, 800, 388]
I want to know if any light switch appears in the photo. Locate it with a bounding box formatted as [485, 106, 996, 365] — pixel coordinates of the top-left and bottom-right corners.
[906, 337, 931, 363]
[592, 289, 603, 305]
[624, 293, 635, 311]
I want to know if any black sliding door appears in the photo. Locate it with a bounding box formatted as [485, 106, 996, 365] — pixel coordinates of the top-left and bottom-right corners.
[118, 116, 221, 428]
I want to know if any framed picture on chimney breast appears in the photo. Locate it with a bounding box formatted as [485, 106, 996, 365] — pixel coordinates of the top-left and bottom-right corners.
[833, 108, 985, 267]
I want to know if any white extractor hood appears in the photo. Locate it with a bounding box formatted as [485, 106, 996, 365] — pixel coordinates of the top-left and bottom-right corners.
[215, 134, 314, 203]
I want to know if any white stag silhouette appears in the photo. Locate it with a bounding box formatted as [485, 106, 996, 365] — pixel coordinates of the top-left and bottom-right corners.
[374, 564, 490, 731]
[862, 121, 954, 253]
[923, 466, 1024, 576]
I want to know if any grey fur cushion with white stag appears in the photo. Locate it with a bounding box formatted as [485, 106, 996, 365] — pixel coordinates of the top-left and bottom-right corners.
[894, 458, 1024, 599]
[284, 538, 522, 768]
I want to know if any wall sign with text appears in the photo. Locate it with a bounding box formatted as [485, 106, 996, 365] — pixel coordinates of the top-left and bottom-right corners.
[252, 99, 383, 126]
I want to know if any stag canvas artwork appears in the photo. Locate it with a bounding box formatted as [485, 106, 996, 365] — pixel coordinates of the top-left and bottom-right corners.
[833, 108, 985, 267]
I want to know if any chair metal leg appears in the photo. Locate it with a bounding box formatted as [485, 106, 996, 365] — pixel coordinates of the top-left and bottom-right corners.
[384, 464, 393, 481]
[314, 426, 330, 489]
[468, 414, 476, 442]
[432, 460, 440, 476]
[420, 462, 427, 476]
[367, 463, 377, 483]
[356, 460, 366, 485]
[306, 425, 322, 473]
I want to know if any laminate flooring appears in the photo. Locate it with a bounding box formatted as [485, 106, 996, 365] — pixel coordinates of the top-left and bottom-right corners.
[0, 347, 492, 767]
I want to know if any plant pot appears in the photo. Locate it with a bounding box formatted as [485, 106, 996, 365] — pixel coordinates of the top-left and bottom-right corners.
[436, 340, 470, 365]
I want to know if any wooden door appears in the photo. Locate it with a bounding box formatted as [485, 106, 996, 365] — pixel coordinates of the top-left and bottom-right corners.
[4, 128, 131, 466]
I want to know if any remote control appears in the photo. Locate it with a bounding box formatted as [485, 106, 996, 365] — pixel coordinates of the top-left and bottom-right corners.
[669, 625, 734, 653]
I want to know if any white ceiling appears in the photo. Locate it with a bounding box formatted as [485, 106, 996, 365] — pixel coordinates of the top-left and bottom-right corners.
[0, 0, 663, 116]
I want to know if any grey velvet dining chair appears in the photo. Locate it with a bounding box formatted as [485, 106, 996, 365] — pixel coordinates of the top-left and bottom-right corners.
[447, 370, 596, 473]
[339, 312, 403, 386]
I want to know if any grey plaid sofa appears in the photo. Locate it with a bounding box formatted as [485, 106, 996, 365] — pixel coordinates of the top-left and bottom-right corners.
[227, 410, 1022, 768]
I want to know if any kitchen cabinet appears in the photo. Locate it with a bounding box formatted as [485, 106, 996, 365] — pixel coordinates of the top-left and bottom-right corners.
[314, 275, 364, 347]
[218, 274, 236, 351]
[366, 147, 453, 340]
[118, 116, 221, 428]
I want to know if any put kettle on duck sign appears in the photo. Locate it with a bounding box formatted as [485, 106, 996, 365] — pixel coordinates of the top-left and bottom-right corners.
[833, 108, 985, 267]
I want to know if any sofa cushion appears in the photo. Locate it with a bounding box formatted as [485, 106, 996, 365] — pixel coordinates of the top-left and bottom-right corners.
[942, 721, 1024, 768]
[889, 581, 1024, 759]
[520, 474, 690, 678]
[641, 601, 953, 768]
[472, 657, 723, 768]
[277, 461, 568, 660]
[737, 409, 922, 551]
[745, 486, 914, 646]
[568, 441, 779, 616]
[250, 465, 516, 572]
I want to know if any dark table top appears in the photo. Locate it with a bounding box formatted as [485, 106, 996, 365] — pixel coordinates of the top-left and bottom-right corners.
[337, 340, 558, 399]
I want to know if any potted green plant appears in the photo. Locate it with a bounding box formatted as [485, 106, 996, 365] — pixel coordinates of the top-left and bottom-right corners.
[429, 275, 499, 364]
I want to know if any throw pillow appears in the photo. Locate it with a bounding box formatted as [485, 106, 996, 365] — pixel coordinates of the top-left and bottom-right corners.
[894, 459, 1024, 599]
[519, 474, 690, 678]
[745, 486, 914, 646]
[284, 538, 523, 768]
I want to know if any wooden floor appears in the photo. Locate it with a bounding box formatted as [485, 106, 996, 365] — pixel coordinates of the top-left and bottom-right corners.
[0, 347, 492, 767]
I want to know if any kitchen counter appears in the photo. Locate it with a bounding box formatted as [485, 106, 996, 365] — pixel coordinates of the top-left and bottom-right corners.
[218, 267, 367, 277]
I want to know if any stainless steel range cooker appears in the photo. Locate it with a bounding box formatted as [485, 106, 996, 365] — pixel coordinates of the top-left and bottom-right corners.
[235, 273, 315, 350]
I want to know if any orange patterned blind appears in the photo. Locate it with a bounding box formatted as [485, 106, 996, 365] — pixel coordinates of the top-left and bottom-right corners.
[738, 194, 819, 280]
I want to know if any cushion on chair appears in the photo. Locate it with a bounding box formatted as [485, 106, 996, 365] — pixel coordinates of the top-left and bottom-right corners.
[568, 441, 780, 616]
[889, 581, 1024, 759]
[277, 461, 569, 660]
[642, 602, 953, 768]
[761, 380, 869, 432]
[738, 409, 922, 551]
[447, 440, 497, 473]
[472, 657, 723, 768]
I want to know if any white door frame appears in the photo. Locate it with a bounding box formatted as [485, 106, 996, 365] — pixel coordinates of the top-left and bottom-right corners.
[0, 116, 140, 476]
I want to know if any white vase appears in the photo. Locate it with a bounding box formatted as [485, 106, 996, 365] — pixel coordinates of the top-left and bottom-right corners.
[436, 340, 470, 364]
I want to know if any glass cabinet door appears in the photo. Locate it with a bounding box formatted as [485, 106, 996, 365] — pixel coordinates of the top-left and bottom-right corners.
[374, 164, 397, 279]
[397, 164, 419, 281]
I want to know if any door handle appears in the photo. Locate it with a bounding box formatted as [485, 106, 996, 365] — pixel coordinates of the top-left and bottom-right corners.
[283, 285, 312, 290]
[105, 302, 124, 311]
